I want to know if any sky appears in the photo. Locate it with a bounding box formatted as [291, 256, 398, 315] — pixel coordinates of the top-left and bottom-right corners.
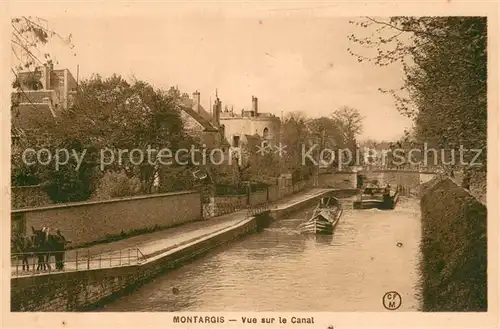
[34, 13, 414, 141]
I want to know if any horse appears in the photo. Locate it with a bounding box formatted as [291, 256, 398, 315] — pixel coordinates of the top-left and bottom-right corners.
[49, 231, 70, 270]
[32, 226, 53, 270]
[31, 226, 70, 271]
[11, 232, 35, 271]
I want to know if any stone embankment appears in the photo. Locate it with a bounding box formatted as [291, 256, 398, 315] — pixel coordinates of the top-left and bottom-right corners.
[11, 188, 335, 312]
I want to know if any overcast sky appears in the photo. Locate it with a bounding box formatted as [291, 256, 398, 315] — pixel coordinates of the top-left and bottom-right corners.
[39, 13, 413, 141]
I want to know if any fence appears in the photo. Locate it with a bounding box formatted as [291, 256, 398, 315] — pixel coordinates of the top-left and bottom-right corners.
[202, 179, 313, 219]
[11, 248, 145, 278]
[396, 185, 419, 197]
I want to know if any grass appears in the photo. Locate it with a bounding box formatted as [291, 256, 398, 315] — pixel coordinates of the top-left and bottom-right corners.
[419, 177, 487, 311]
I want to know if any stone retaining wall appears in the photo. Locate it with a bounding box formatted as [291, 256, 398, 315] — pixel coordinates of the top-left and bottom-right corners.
[12, 191, 202, 247]
[11, 215, 261, 312]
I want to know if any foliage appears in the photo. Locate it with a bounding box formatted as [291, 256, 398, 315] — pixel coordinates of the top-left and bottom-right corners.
[348, 17, 487, 167]
[92, 170, 142, 200]
[420, 178, 487, 311]
[330, 106, 363, 148]
[11, 74, 200, 202]
[10, 16, 78, 196]
[50, 75, 198, 194]
[11, 142, 43, 186]
[280, 111, 315, 178]
[11, 16, 74, 72]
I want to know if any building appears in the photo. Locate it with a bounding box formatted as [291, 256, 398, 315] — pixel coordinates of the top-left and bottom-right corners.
[11, 63, 77, 134]
[219, 96, 281, 148]
[178, 90, 228, 150]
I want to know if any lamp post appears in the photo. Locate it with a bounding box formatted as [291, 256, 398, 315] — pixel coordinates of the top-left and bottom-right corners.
[315, 129, 325, 187]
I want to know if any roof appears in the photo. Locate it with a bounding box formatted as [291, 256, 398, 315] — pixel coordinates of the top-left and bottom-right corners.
[179, 98, 214, 124]
[11, 103, 56, 131]
[179, 105, 218, 132]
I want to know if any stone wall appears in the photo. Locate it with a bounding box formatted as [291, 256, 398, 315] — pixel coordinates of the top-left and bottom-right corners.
[11, 215, 260, 312]
[249, 189, 268, 206]
[318, 172, 357, 189]
[12, 191, 202, 247]
[361, 170, 420, 188]
[204, 194, 247, 218]
[419, 177, 487, 311]
[204, 179, 313, 217]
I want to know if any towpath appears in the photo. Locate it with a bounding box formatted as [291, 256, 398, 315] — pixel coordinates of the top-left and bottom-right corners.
[12, 188, 330, 276]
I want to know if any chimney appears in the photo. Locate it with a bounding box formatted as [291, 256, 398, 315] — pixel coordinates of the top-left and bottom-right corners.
[41, 64, 50, 90]
[213, 97, 221, 126]
[252, 96, 258, 115]
[192, 91, 201, 113]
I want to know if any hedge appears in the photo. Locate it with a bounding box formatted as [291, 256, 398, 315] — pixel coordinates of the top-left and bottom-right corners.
[419, 177, 487, 311]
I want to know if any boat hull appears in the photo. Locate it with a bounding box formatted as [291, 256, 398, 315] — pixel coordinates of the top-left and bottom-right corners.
[300, 208, 343, 235]
[353, 191, 399, 210]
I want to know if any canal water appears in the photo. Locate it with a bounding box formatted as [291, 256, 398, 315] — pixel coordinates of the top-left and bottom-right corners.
[101, 197, 422, 312]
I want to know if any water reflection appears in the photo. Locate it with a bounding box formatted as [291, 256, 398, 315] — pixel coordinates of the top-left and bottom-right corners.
[102, 197, 421, 312]
[313, 234, 334, 246]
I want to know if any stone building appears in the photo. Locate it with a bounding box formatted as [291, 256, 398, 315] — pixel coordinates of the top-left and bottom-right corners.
[219, 96, 281, 148]
[11, 63, 77, 134]
[178, 90, 228, 150]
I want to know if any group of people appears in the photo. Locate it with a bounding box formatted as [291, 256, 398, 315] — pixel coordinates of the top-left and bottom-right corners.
[11, 226, 71, 272]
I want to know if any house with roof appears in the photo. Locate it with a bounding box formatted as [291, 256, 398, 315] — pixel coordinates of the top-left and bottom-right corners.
[11, 63, 77, 138]
[178, 90, 228, 151]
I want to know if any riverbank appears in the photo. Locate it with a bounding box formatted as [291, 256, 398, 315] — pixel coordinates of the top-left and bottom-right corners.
[419, 177, 487, 311]
[101, 196, 422, 311]
[11, 188, 333, 311]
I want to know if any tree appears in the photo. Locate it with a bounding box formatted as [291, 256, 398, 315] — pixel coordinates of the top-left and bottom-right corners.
[330, 106, 363, 147]
[329, 106, 363, 167]
[92, 170, 142, 200]
[51, 75, 198, 195]
[14, 74, 201, 202]
[280, 112, 311, 178]
[348, 17, 486, 168]
[10, 17, 75, 190]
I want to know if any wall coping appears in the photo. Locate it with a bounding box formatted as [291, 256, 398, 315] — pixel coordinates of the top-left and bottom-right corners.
[319, 171, 356, 175]
[11, 185, 44, 190]
[11, 190, 199, 214]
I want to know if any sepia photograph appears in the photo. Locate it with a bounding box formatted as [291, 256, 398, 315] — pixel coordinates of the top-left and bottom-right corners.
[2, 1, 498, 328]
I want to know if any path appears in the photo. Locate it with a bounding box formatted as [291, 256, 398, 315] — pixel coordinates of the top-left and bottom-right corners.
[12, 188, 330, 277]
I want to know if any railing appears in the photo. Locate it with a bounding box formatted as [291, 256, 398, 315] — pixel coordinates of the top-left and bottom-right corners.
[201, 180, 313, 219]
[11, 248, 145, 278]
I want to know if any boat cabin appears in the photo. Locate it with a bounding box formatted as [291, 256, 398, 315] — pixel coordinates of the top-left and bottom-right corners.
[362, 187, 389, 196]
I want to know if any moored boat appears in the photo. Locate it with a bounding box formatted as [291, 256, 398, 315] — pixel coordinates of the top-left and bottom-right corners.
[353, 185, 399, 210]
[298, 196, 343, 234]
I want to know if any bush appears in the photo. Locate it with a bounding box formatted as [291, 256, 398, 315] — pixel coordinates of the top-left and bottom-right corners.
[92, 170, 142, 200]
[420, 177, 487, 311]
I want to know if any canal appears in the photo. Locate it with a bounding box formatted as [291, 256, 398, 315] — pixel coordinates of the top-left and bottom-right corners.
[101, 197, 421, 312]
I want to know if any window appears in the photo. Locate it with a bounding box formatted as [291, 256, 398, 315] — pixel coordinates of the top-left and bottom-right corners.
[232, 135, 240, 147]
[263, 127, 269, 139]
